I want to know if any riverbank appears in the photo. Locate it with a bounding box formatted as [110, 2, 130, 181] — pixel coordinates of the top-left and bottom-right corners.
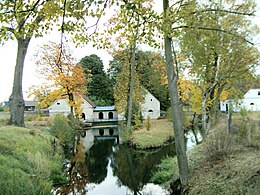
[129, 119, 174, 149]
[152, 112, 260, 194]
[0, 124, 66, 194]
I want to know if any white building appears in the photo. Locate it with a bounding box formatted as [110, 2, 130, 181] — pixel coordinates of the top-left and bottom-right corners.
[242, 88, 260, 111]
[141, 91, 160, 119]
[48, 90, 161, 120]
[220, 88, 260, 112]
[48, 95, 96, 119]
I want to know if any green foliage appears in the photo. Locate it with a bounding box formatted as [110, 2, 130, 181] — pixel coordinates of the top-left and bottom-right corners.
[119, 124, 133, 144]
[0, 102, 4, 112]
[146, 116, 151, 131]
[151, 156, 179, 187]
[50, 114, 75, 150]
[79, 54, 114, 105]
[0, 126, 65, 194]
[108, 50, 170, 111]
[125, 100, 143, 127]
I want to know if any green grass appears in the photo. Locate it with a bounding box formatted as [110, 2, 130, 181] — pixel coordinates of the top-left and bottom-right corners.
[129, 119, 174, 149]
[0, 126, 66, 194]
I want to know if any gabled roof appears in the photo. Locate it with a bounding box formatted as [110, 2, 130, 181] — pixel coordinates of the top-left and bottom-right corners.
[82, 95, 96, 108]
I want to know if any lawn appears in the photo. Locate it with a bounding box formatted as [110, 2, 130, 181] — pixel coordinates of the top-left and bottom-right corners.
[129, 119, 174, 149]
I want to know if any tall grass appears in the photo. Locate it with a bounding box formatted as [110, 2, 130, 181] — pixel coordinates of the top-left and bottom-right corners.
[0, 126, 66, 194]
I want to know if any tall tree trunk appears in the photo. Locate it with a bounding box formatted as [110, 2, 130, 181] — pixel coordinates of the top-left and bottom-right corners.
[9, 37, 31, 127]
[68, 92, 74, 117]
[163, 0, 189, 185]
[126, 26, 139, 129]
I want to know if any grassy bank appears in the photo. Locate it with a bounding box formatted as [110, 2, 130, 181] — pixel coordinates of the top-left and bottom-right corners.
[152, 112, 260, 194]
[129, 119, 174, 149]
[0, 125, 66, 194]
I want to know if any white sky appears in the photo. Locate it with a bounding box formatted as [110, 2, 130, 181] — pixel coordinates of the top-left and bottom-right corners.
[0, 1, 259, 102]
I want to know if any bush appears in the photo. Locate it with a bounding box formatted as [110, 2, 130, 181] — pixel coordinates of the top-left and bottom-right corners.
[50, 114, 75, 150]
[203, 131, 237, 161]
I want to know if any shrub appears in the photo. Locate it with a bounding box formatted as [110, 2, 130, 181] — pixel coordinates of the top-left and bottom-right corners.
[203, 131, 237, 161]
[119, 124, 133, 143]
[50, 114, 75, 150]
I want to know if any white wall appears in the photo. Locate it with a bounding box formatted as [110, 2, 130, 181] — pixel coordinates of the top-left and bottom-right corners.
[141, 91, 160, 119]
[220, 89, 260, 112]
[81, 101, 94, 120]
[93, 110, 118, 120]
[49, 98, 94, 118]
[242, 89, 260, 111]
[49, 99, 70, 117]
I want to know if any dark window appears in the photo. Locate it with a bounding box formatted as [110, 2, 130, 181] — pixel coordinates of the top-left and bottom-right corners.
[151, 99, 153, 101]
[258, 91, 260, 95]
[108, 112, 113, 119]
[57, 102, 60, 105]
[109, 128, 114, 135]
[99, 129, 104, 136]
[99, 112, 104, 119]
[148, 109, 153, 113]
[250, 103, 254, 105]
[81, 113, 86, 120]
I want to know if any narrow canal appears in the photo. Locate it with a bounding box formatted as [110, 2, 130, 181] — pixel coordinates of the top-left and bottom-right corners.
[55, 128, 201, 195]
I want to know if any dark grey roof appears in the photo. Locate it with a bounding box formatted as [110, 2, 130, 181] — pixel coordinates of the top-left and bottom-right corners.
[24, 100, 38, 107]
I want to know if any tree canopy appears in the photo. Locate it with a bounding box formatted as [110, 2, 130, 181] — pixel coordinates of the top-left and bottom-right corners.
[79, 54, 114, 106]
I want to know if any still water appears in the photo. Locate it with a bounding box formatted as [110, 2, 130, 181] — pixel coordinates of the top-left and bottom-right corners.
[55, 128, 201, 195]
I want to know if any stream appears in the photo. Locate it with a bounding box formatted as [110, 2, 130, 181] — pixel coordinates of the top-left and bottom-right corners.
[54, 128, 201, 195]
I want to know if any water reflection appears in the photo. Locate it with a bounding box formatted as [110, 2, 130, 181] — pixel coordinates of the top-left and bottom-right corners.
[56, 127, 199, 195]
[56, 140, 88, 195]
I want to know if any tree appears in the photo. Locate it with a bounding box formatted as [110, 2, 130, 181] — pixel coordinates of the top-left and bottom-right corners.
[79, 54, 114, 105]
[0, 0, 109, 126]
[31, 42, 86, 117]
[178, 0, 259, 134]
[111, 50, 145, 122]
[96, 0, 158, 128]
[108, 49, 170, 110]
[162, 0, 189, 186]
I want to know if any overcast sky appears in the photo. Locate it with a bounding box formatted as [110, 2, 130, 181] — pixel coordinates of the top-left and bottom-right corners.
[0, 1, 259, 102]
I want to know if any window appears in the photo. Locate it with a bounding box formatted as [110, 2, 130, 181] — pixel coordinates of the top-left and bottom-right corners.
[99, 112, 104, 119]
[108, 112, 113, 119]
[250, 103, 254, 105]
[148, 109, 153, 113]
[81, 113, 86, 120]
[57, 102, 60, 105]
[151, 99, 153, 101]
[258, 91, 260, 95]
